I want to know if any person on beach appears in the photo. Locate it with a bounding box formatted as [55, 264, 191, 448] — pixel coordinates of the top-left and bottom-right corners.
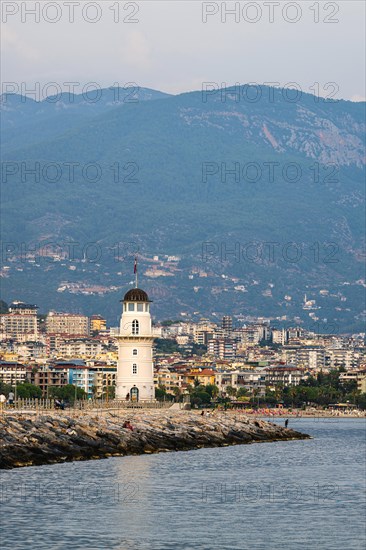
[201, 410, 205, 416]
[8, 391, 14, 406]
[285, 419, 289, 428]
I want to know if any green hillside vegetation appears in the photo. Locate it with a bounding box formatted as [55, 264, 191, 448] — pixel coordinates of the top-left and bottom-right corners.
[1, 85, 365, 329]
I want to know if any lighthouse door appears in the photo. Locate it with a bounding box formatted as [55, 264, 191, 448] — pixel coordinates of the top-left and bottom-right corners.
[130, 386, 139, 402]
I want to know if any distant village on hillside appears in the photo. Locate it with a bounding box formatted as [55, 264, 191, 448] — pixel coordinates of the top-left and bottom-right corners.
[1, 248, 365, 334]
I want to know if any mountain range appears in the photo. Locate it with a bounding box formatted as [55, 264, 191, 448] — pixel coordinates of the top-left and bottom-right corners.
[1, 85, 365, 331]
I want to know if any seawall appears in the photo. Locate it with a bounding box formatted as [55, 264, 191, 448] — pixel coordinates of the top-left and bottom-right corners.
[0, 410, 310, 469]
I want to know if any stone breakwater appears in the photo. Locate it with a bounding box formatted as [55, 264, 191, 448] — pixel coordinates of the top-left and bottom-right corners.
[0, 411, 310, 469]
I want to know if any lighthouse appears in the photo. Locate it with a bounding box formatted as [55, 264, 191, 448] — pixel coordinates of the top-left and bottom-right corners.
[116, 287, 155, 401]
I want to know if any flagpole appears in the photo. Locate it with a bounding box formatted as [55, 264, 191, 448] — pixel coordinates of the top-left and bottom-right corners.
[134, 257, 138, 288]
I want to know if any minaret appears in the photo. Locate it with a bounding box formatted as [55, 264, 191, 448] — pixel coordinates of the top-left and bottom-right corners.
[115, 287, 155, 401]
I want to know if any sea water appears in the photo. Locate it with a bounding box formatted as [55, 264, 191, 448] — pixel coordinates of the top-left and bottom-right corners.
[1, 418, 365, 550]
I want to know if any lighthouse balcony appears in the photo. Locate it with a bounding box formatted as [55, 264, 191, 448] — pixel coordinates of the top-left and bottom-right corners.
[116, 334, 155, 341]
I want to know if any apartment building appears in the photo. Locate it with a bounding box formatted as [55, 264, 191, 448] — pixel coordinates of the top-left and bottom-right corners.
[90, 315, 107, 334]
[0, 361, 27, 384]
[92, 365, 117, 398]
[155, 366, 184, 393]
[0, 302, 38, 342]
[264, 365, 305, 388]
[207, 338, 236, 360]
[51, 338, 102, 359]
[326, 348, 363, 370]
[46, 312, 89, 337]
[28, 366, 68, 397]
[215, 370, 266, 395]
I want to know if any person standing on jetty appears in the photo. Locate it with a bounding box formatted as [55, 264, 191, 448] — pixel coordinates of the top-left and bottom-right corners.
[285, 419, 289, 428]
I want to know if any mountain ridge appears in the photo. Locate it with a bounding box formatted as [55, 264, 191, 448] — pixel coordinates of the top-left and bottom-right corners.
[1, 85, 365, 330]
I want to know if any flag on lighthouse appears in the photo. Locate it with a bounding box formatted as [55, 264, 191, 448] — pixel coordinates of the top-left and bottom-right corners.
[134, 257, 137, 274]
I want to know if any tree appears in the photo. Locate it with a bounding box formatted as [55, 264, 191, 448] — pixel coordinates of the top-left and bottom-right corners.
[190, 343, 207, 357]
[16, 383, 42, 399]
[0, 300, 8, 314]
[172, 386, 182, 397]
[48, 384, 86, 402]
[106, 385, 115, 399]
[302, 375, 317, 387]
[155, 386, 173, 401]
[155, 338, 181, 354]
[288, 386, 297, 407]
[355, 393, 366, 410]
[155, 387, 166, 400]
[274, 384, 284, 401]
[342, 380, 357, 394]
[205, 384, 219, 398]
[237, 387, 248, 398]
[226, 386, 237, 397]
[0, 382, 15, 396]
[250, 388, 265, 406]
[190, 390, 211, 406]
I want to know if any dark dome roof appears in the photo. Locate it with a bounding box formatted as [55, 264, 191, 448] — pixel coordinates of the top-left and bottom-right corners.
[123, 288, 150, 302]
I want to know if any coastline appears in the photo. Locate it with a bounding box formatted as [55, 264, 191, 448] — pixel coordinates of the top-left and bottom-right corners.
[251, 412, 366, 419]
[0, 410, 310, 470]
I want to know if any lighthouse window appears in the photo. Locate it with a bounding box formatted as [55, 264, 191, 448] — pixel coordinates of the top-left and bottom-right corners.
[137, 304, 143, 312]
[128, 303, 135, 311]
[132, 364, 138, 375]
[133, 349, 138, 356]
[145, 304, 149, 312]
[132, 319, 139, 335]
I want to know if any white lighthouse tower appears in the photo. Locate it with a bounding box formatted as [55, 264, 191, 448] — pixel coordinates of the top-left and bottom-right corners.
[116, 287, 155, 401]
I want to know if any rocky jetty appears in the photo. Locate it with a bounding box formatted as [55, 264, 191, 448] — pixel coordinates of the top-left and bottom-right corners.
[0, 410, 310, 469]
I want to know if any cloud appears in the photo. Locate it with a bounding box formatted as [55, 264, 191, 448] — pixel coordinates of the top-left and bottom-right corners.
[1, 27, 39, 62]
[120, 30, 153, 71]
[350, 95, 366, 102]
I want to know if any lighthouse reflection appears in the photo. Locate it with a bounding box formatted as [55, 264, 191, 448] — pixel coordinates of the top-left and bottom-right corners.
[110, 454, 157, 539]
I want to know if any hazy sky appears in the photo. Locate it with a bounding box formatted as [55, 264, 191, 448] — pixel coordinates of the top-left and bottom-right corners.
[1, 0, 365, 100]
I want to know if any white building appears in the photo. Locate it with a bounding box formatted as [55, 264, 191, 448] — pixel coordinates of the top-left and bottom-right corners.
[116, 288, 155, 401]
[0, 302, 38, 342]
[46, 312, 89, 337]
[215, 370, 266, 395]
[0, 361, 27, 385]
[52, 338, 102, 358]
[326, 348, 362, 370]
